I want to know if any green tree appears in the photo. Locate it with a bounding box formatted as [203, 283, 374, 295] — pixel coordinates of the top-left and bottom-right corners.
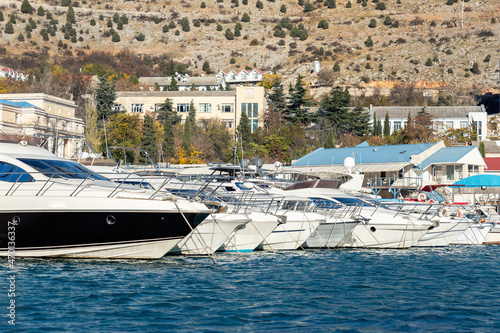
[112, 32, 120, 42]
[202, 60, 211, 73]
[384, 16, 392, 25]
[17, 33, 25, 42]
[113, 13, 120, 23]
[280, 4, 286, 13]
[369, 19, 377, 28]
[188, 99, 196, 124]
[66, 4, 75, 24]
[21, 0, 34, 14]
[90, 18, 96, 26]
[471, 62, 480, 74]
[136, 32, 145, 41]
[333, 62, 340, 72]
[181, 17, 190, 32]
[365, 36, 374, 47]
[375, 2, 386, 10]
[157, 98, 179, 159]
[5, 21, 14, 34]
[268, 81, 287, 114]
[321, 86, 369, 137]
[304, 2, 315, 12]
[61, 0, 71, 6]
[169, 75, 179, 91]
[237, 111, 252, 149]
[201, 2, 206, 8]
[139, 114, 158, 164]
[0, 10, 4, 21]
[256, 0, 263, 9]
[95, 75, 117, 127]
[288, 75, 310, 122]
[325, 131, 336, 148]
[479, 141, 485, 157]
[162, 24, 169, 33]
[225, 28, 234, 40]
[383, 112, 390, 137]
[182, 119, 192, 151]
[104, 114, 142, 163]
[242, 13, 250, 22]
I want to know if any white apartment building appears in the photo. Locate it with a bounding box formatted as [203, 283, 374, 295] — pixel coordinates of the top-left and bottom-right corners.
[369, 106, 488, 141]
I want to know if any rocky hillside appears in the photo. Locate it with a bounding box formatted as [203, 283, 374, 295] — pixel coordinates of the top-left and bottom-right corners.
[1, 0, 499, 96]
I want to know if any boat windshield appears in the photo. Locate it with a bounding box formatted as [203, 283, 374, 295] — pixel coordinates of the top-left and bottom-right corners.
[0, 161, 34, 182]
[309, 197, 342, 209]
[19, 158, 109, 181]
[331, 197, 372, 207]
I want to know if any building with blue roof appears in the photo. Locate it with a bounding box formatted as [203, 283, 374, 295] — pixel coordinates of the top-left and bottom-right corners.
[289, 140, 485, 188]
[0, 93, 84, 158]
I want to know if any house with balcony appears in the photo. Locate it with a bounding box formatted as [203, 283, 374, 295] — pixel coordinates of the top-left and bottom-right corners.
[216, 69, 272, 89]
[0, 93, 85, 158]
[290, 140, 485, 189]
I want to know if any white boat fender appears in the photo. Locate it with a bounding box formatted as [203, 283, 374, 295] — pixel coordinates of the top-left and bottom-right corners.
[438, 207, 450, 218]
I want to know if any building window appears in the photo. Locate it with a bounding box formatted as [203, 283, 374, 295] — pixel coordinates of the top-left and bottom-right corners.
[446, 165, 462, 181]
[252, 119, 258, 132]
[112, 104, 123, 111]
[468, 165, 479, 177]
[131, 104, 144, 113]
[241, 74, 248, 80]
[221, 104, 234, 113]
[230, 74, 236, 80]
[460, 121, 468, 128]
[403, 121, 408, 128]
[222, 119, 234, 128]
[199, 103, 212, 113]
[394, 121, 401, 130]
[177, 103, 189, 113]
[476, 121, 482, 135]
[251, 73, 259, 80]
[241, 103, 258, 117]
[154, 104, 162, 112]
[446, 121, 454, 128]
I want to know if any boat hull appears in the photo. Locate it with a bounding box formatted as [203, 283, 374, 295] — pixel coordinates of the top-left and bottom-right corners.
[303, 219, 359, 248]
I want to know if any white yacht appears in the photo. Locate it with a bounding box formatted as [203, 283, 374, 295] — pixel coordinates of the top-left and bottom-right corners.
[255, 197, 325, 251]
[0, 142, 211, 259]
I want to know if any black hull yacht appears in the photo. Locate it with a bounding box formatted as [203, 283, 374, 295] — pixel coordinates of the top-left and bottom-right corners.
[0, 142, 210, 259]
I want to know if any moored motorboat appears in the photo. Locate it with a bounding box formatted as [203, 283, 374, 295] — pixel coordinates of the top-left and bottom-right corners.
[0, 142, 211, 259]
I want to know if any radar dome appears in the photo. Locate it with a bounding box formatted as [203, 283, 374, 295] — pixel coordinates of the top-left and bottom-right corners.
[344, 156, 355, 173]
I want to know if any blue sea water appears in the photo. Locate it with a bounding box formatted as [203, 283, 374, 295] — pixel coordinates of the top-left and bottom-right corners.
[2, 246, 500, 332]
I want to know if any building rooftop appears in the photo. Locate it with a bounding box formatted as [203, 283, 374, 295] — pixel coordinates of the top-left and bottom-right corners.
[420, 146, 482, 169]
[293, 142, 439, 167]
[0, 99, 39, 109]
[139, 76, 219, 86]
[116, 90, 236, 98]
[370, 106, 484, 119]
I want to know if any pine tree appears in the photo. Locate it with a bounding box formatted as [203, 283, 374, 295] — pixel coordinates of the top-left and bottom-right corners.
[182, 119, 192, 152]
[479, 141, 485, 157]
[95, 75, 117, 127]
[188, 99, 196, 124]
[237, 111, 252, 149]
[37, 6, 46, 16]
[0, 10, 4, 21]
[140, 114, 158, 164]
[5, 21, 14, 34]
[383, 112, 391, 137]
[157, 98, 178, 160]
[202, 60, 211, 74]
[66, 4, 75, 24]
[169, 75, 179, 91]
[325, 131, 336, 148]
[21, 0, 34, 14]
[268, 82, 287, 113]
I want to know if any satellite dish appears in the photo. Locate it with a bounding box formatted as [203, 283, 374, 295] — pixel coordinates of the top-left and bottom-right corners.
[274, 161, 282, 169]
[344, 156, 355, 174]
